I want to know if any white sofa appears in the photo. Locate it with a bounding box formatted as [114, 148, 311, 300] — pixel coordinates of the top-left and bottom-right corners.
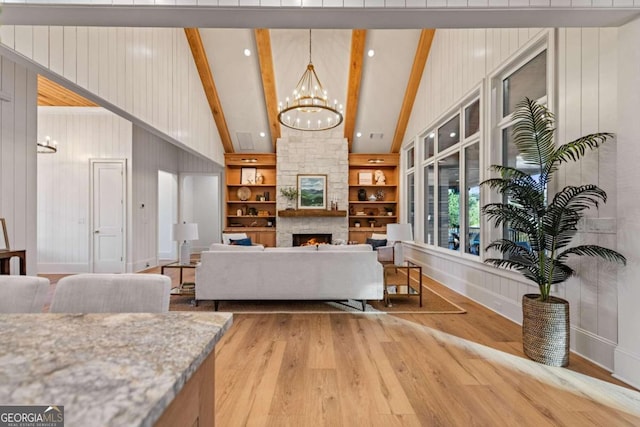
[195, 244, 383, 311]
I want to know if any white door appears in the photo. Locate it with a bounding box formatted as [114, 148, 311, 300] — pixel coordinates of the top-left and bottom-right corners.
[91, 160, 126, 273]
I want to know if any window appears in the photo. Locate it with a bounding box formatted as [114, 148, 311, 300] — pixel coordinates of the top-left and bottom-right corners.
[465, 144, 480, 255]
[491, 37, 551, 251]
[405, 145, 416, 232]
[423, 164, 434, 245]
[419, 90, 481, 255]
[438, 152, 460, 251]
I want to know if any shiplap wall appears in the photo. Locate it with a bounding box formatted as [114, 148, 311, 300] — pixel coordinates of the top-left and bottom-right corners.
[131, 124, 222, 271]
[615, 16, 640, 389]
[403, 27, 624, 370]
[0, 26, 224, 166]
[37, 107, 132, 273]
[0, 55, 37, 275]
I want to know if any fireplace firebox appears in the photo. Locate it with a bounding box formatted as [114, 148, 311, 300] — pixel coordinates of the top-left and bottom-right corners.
[292, 233, 332, 247]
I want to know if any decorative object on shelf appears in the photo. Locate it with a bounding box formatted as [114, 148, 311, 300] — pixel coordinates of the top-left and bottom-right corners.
[248, 207, 258, 216]
[368, 219, 377, 228]
[237, 186, 251, 201]
[368, 194, 377, 202]
[357, 188, 367, 201]
[256, 172, 264, 184]
[236, 208, 243, 217]
[37, 136, 58, 154]
[375, 189, 385, 200]
[384, 207, 394, 216]
[374, 169, 386, 185]
[354, 220, 361, 228]
[330, 195, 339, 211]
[358, 172, 373, 185]
[277, 29, 344, 131]
[298, 174, 327, 210]
[280, 186, 299, 210]
[481, 98, 626, 367]
[259, 196, 266, 202]
[264, 191, 270, 201]
[0, 218, 9, 251]
[172, 222, 199, 265]
[240, 167, 257, 184]
[387, 223, 413, 266]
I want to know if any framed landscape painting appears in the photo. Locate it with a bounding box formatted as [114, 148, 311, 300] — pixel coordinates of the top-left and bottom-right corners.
[297, 175, 327, 209]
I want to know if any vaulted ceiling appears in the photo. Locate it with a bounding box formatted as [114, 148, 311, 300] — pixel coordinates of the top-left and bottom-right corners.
[38, 28, 433, 155]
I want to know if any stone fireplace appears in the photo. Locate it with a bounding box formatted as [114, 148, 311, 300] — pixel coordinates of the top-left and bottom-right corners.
[276, 132, 349, 246]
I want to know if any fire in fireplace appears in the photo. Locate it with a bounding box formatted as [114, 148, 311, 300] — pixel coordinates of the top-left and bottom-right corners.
[292, 234, 332, 247]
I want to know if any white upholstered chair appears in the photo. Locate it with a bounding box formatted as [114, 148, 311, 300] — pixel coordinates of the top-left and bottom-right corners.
[0, 276, 50, 313]
[50, 274, 171, 313]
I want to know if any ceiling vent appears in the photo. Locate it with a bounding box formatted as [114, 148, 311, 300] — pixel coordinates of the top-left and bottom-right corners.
[236, 132, 254, 151]
[369, 133, 384, 140]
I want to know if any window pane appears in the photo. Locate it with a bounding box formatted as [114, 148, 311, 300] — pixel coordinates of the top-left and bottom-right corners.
[407, 172, 415, 232]
[502, 50, 547, 117]
[407, 147, 415, 169]
[437, 152, 460, 251]
[437, 115, 460, 152]
[424, 132, 435, 159]
[423, 164, 435, 245]
[465, 144, 480, 256]
[464, 99, 480, 138]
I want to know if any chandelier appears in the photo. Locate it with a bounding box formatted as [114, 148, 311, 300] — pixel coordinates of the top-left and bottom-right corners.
[277, 30, 344, 131]
[37, 136, 58, 154]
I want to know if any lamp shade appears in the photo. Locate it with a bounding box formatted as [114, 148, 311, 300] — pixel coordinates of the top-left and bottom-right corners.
[387, 223, 413, 242]
[172, 222, 199, 242]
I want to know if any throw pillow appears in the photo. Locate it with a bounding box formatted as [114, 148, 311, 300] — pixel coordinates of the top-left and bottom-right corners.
[229, 237, 253, 246]
[366, 238, 387, 250]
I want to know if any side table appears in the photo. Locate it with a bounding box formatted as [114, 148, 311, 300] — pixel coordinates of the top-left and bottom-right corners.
[380, 260, 423, 307]
[0, 250, 26, 275]
[161, 261, 199, 295]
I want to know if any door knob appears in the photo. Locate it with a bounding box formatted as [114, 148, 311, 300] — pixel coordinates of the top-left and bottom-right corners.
[94, 230, 100, 234]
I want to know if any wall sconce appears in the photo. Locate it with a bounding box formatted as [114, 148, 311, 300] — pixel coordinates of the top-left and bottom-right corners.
[37, 136, 58, 154]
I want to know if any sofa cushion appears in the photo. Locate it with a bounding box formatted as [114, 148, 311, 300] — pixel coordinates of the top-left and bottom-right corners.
[371, 233, 387, 241]
[366, 238, 388, 250]
[317, 243, 373, 251]
[222, 233, 248, 245]
[208, 243, 265, 251]
[229, 237, 252, 246]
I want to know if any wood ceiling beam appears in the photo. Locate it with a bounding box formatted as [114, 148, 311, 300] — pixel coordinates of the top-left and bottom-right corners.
[344, 29, 367, 152]
[184, 28, 234, 154]
[255, 29, 281, 150]
[37, 75, 97, 107]
[390, 29, 436, 154]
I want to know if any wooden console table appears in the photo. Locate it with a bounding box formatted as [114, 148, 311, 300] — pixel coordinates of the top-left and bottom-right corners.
[0, 250, 26, 275]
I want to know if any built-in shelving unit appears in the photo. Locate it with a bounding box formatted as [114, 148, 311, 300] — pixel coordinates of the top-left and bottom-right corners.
[224, 153, 276, 247]
[348, 153, 399, 243]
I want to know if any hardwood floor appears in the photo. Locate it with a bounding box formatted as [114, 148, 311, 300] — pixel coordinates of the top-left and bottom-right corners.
[207, 277, 640, 426]
[106, 266, 640, 425]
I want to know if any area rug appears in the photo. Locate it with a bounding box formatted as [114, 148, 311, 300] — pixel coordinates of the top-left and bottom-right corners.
[169, 284, 466, 315]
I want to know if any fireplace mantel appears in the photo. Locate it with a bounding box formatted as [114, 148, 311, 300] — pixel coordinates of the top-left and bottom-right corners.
[278, 209, 347, 217]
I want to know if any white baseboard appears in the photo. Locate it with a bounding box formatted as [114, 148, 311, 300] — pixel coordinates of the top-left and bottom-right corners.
[37, 263, 90, 274]
[613, 347, 640, 389]
[131, 257, 157, 273]
[572, 327, 616, 371]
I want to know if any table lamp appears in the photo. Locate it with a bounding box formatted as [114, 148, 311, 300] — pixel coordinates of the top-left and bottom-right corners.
[386, 223, 413, 266]
[173, 222, 199, 265]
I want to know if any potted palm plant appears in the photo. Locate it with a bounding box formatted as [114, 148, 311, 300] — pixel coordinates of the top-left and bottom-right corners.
[481, 98, 626, 367]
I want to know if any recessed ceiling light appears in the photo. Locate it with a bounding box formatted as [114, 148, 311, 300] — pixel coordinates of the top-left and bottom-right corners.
[259, 132, 266, 138]
[243, 48, 251, 57]
[356, 132, 362, 138]
[367, 49, 375, 57]
[450, 132, 456, 138]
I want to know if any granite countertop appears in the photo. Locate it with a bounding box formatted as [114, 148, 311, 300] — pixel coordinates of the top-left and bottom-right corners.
[0, 312, 233, 427]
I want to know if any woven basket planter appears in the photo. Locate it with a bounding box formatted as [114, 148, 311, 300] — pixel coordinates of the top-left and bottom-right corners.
[522, 294, 570, 367]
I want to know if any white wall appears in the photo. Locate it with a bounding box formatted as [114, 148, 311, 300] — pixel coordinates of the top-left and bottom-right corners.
[131, 124, 222, 271]
[614, 16, 640, 389]
[158, 170, 178, 260]
[0, 26, 225, 166]
[403, 27, 628, 372]
[180, 174, 220, 252]
[37, 107, 132, 273]
[0, 54, 37, 275]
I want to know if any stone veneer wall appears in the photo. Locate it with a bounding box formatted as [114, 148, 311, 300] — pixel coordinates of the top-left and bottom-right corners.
[276, 133, 349, 246]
